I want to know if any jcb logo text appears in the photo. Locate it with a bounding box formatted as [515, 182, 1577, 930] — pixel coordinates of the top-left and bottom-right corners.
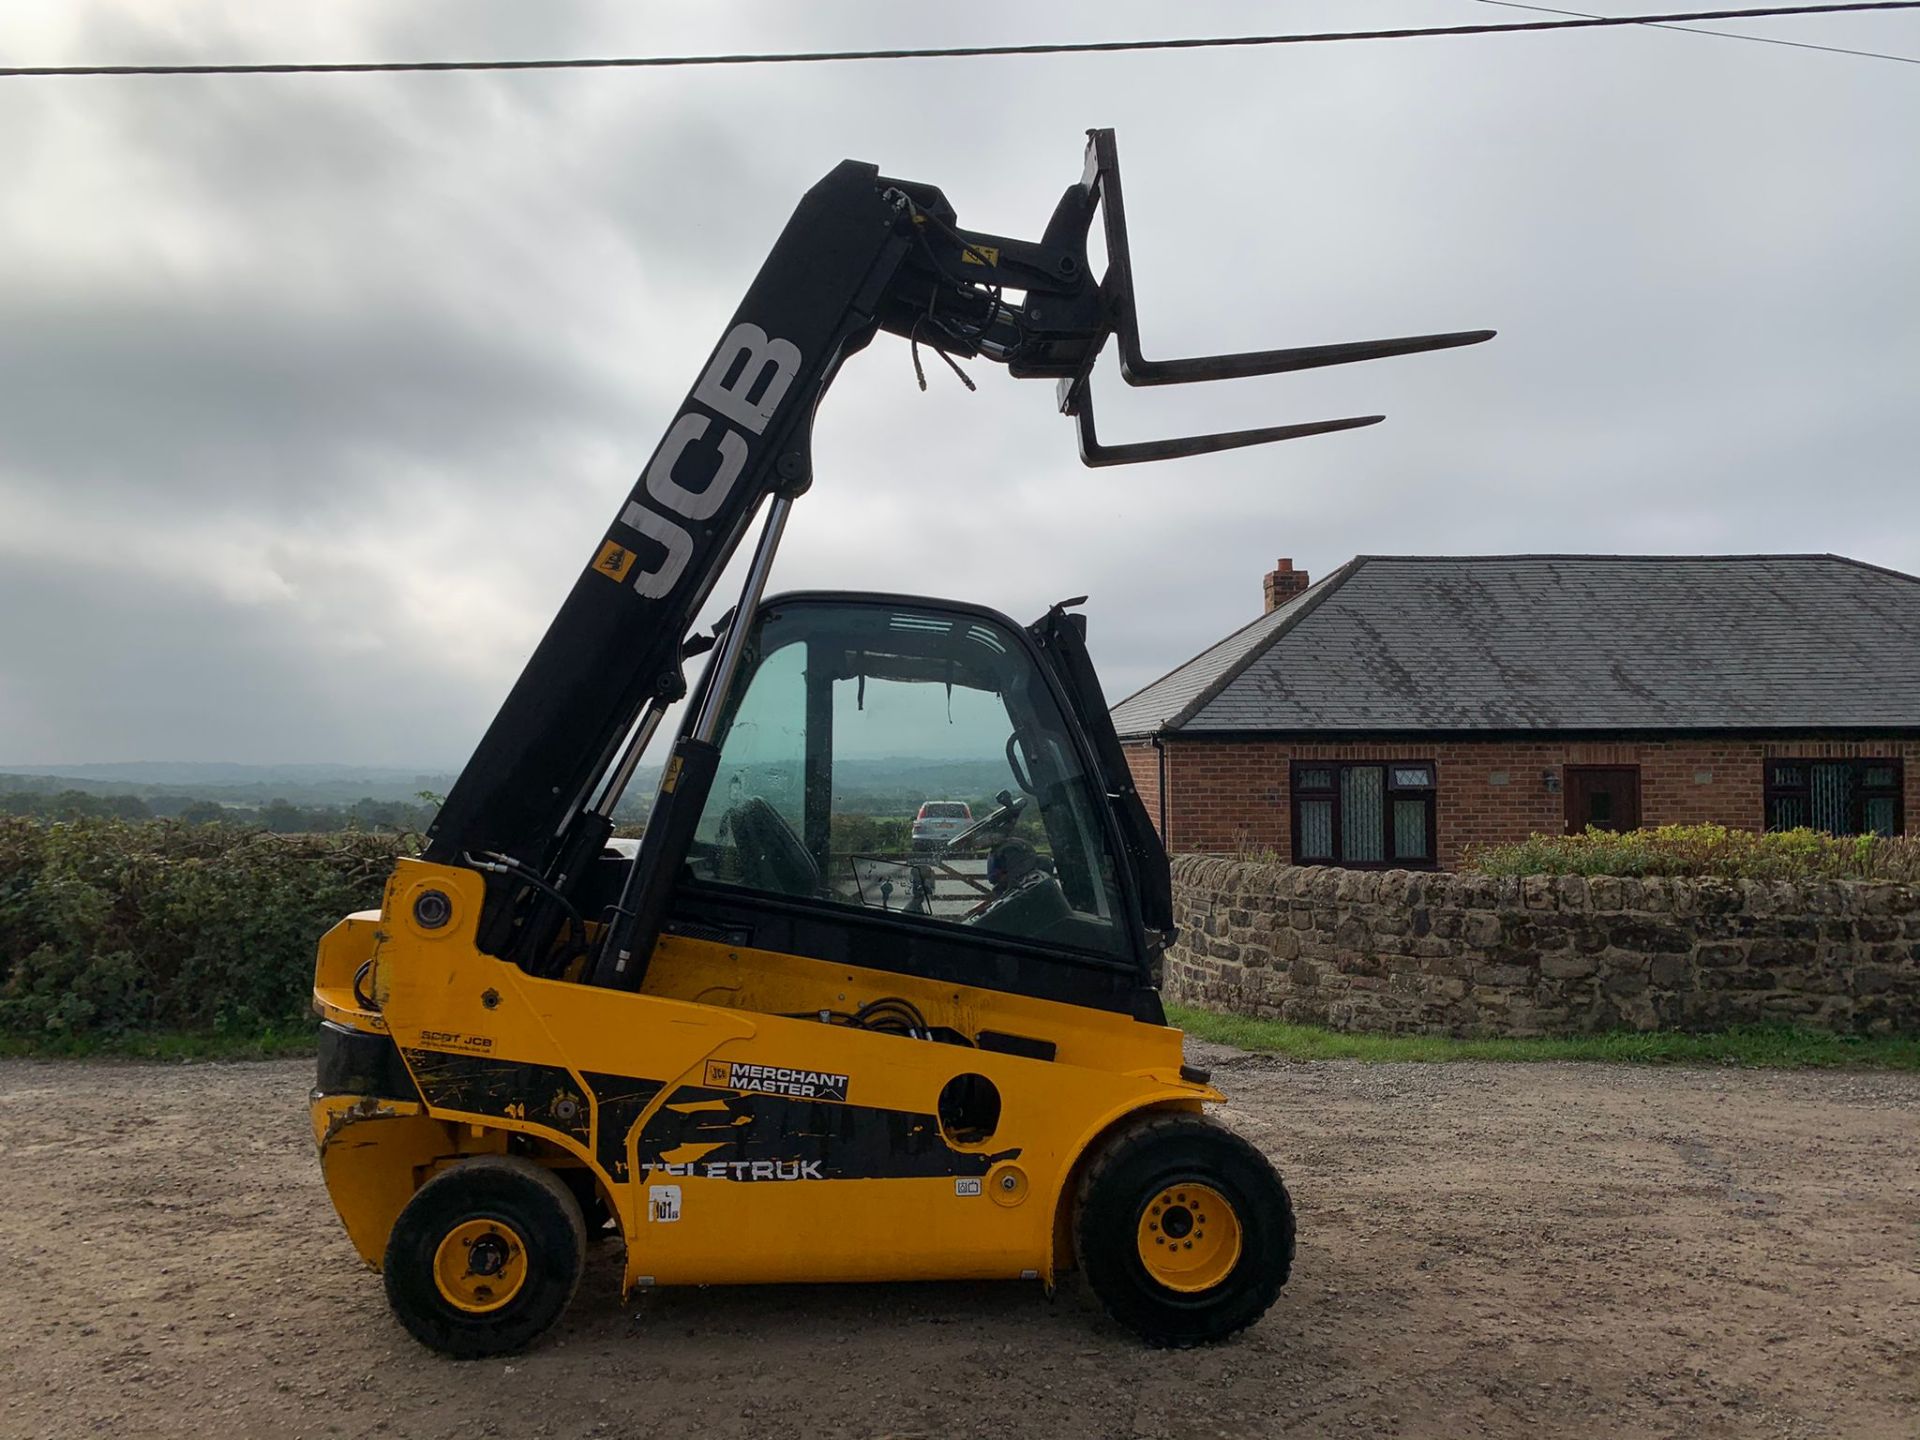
[611, 322, 802, 599]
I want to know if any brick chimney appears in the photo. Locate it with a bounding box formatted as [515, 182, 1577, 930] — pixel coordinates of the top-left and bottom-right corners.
[1263, 558, 1309, 613]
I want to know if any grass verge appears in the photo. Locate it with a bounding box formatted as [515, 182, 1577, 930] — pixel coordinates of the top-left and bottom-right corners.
[0, 1025, 318, 1062]
[1168, 1004, 1920, 1070]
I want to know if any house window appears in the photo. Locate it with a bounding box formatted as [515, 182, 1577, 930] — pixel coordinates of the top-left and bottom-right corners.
[1292, 761, 1436, 868]
[1764, 758, 1903, 836]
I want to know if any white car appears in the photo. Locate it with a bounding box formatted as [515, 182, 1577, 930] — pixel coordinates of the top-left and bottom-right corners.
[910, 800, 973, 852]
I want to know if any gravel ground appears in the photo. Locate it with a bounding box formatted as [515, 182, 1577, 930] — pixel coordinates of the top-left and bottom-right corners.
[1, 1047, 1915, 1439]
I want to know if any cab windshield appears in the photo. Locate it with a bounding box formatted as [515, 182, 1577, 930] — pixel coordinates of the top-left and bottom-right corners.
[688, 599, 1132, 961]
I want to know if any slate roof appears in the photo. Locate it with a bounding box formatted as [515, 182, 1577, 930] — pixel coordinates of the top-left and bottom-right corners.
[1109, 555, 1920, 738]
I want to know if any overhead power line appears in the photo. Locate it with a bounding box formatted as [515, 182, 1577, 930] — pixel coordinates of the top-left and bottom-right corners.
[1474, 0, 1919, 60]
[1, 2, 1917, 79]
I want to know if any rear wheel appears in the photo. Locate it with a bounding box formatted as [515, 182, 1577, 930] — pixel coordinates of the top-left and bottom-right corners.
[383, 1156, 587, 1358]
[1074, 1112, 1294, 1347]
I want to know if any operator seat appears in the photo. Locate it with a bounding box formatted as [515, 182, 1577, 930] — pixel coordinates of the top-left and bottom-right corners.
[725, 797, 820, 898]
[969, 871, 1072, 941]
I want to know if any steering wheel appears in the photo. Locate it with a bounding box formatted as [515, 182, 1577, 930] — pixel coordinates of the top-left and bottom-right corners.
[724, 797, 820, 897]
[943, 788, 1026, 853]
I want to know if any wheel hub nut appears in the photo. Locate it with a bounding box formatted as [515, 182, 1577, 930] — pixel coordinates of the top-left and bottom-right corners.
[466, 1233, 508, 1277]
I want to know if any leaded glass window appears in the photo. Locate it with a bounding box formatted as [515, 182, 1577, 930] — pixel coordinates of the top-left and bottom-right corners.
[1292, 761, 1436, 868]
[1765, 758, 1903, 837]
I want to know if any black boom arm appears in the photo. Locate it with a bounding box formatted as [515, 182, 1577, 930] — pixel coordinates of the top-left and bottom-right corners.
[420, 130, 1492, 972]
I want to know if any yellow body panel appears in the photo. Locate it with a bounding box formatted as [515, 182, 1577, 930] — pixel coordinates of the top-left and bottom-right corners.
[311, 858, 1212, 1293]
[313, 910, 386, 1033]
[312, 1095, 494, 1266]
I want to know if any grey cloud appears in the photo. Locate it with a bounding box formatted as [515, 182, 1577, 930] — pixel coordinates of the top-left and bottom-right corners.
[0, 291, 637, 505]
[1, 0, 1916, 766]
[0, 553, 485, 766]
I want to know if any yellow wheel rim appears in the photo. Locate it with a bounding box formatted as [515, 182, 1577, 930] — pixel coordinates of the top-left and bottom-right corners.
[1136, 1183, 1242, 1294]
[432, 1218, 529, 1314]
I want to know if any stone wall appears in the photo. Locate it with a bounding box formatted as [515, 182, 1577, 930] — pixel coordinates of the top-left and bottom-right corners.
[1165, 856, 1920, 1036]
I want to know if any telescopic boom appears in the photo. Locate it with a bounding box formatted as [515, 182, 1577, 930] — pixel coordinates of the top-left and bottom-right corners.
[419, 128, 1492, 974]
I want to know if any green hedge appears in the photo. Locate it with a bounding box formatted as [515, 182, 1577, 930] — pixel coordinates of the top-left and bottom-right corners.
[9, 816, 1912, 1044]
[1466, 824, 1920, 882]
[0, 818, 405, 1040]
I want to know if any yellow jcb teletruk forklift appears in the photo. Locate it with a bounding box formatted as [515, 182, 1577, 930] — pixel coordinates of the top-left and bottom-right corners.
[310, 129, 1490, 1356]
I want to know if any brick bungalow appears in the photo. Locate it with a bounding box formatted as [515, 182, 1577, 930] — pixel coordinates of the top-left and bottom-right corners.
[1111, 555, 1920, 868]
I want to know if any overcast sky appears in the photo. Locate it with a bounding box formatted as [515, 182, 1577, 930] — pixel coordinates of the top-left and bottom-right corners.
[2, 1, 1916, 769]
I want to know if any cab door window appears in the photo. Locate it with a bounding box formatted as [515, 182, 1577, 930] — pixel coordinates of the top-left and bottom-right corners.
[689, 600, 1131, 961]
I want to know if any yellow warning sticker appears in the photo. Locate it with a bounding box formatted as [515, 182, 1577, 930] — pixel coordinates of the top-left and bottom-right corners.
[961, 244, 1000, 267]
[593, 539, 637, 583]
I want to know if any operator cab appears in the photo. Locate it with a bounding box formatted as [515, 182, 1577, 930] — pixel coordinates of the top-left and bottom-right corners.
[661, 593, 1158, 1006]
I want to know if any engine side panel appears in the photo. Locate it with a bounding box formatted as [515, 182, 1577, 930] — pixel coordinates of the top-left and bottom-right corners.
[332, 859, 1210, 1289]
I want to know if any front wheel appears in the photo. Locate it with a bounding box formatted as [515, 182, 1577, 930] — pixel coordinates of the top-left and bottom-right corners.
[383, 1155, 587, 1358]
[1074, 1112, 1295, 1347]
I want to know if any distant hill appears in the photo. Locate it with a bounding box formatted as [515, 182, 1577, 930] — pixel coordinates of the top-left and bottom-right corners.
[2, 754, 1017, 820]
[711, 755, 1016, 821]
[0, 762, 458, 806]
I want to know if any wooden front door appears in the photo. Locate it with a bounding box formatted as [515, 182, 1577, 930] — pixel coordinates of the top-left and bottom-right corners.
[1564, 766, 1641, 834]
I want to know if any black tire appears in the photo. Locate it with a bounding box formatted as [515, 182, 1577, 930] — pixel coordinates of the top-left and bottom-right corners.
[383, 1155, 587, 1359]
[1074, 1112, 1295, 1347]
